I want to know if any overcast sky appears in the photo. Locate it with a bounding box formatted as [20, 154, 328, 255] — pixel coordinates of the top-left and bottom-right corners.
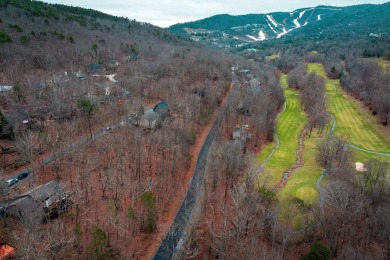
[42, 0, 388, 27]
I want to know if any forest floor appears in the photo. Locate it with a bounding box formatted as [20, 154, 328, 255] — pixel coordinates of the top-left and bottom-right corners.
[3, 87, 231, 259]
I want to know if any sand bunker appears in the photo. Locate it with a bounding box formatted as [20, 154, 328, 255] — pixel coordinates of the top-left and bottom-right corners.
[355, 162, 366, 172]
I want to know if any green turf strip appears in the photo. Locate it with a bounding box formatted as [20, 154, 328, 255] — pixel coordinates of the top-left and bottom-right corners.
[308, 63, 390, 153]
[256, 75, 308, 188]
[278, 129, 323, 205]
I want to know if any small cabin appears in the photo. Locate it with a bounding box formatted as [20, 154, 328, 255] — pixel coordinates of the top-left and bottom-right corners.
[138, 100, 170, 129]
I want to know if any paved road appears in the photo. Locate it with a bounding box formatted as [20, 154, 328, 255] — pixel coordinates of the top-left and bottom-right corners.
[4, 119, 127, 187]
[152, 87, 236, 260]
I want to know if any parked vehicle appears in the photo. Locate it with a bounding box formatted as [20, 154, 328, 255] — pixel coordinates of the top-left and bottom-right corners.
[17, 170, 29, 180]
[5, 178, 18, 187]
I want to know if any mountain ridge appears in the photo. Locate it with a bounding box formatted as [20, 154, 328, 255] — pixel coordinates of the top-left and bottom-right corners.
[168, 3, 389, 49]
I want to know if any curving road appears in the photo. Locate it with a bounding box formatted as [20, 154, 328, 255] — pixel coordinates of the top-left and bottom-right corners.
[4, 119, 127, 188]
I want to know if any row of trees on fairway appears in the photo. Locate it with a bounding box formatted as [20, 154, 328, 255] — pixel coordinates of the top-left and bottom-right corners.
[339, 59, 390, 125]
[287, 64, 328, 135]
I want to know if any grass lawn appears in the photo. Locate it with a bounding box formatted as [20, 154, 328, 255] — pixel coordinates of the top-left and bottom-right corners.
[259, 63, 390, 230]
[265, 54, 280, 61]
[256, 74, 285, 164]
[277, 127, 326, 230]
[255, 75, 307, 188]
[378, 58, 390, 71]
[308, 63, 390, 153]
[255, 71, 322, 229]
[278, 129, 323, 206]
[353, 149, 390, 164]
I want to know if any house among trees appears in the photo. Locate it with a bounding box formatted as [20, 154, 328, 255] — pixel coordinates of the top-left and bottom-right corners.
[249, 78, 261, 94]
[88, 64, 102, 74]
[232, 125, 251, 142]
[0, 237, 16, 259]
[0, 86, 13, 92]
[5, 181, 71, 227]
[138, 100, 170, 129]
[107, 60, 119, 68]
[75, 71, 86, 79]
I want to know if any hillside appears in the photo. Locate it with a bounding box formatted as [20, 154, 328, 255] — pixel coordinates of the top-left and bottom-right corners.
[1, 1, 390, 259]
[0, 1, 286, 259]
[169, 3, 390, 49]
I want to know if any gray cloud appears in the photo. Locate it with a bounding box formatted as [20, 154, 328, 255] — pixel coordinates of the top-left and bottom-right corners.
[43, 0, 387, 27]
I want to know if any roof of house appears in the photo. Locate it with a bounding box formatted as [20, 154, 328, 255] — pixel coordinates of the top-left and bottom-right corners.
[153, 100, 169, 114]
[19, 181, 62, 203]
[137, 101, 170, 129]
[107, 60, 119, 67]
[139, 109, 160, 129]
[127, 53, 139, 60]
[0, 240, 16, 259]
[88, 64, 102, 73]
[0, 86, 13, 92]
[6, 181, 63, 226]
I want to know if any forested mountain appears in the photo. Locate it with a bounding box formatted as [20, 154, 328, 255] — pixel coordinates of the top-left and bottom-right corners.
[169, 2, 390, 49]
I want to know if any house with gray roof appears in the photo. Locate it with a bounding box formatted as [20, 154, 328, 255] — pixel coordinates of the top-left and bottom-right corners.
[5, 181, 71, 227]
[138, 100, 170, 129]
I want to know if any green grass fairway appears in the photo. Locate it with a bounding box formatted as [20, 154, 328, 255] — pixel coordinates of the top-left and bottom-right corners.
[256, 75, 307, 188]
[256, 74, 286, 164]
[353, 149, 390, 164]
[378, 58, 390, 71]
[278, 129, 323, 206]
[308, 63, 390, 153]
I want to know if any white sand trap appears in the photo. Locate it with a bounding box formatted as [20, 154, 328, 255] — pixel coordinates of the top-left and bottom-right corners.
[355, 162, 366, 172]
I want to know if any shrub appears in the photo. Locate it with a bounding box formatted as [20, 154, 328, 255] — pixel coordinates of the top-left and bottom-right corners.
[127, 207, 136, 220]
[0, 111, 14, 140]
[302, 242, 331, 260]
[258, 186, 276, 205]
[0, 31, 11, 43]
[9, 24, 23, 32]
[20, 35, 30, 44]
[87, 225, 120, 260]
[141, 191, 156, 233]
